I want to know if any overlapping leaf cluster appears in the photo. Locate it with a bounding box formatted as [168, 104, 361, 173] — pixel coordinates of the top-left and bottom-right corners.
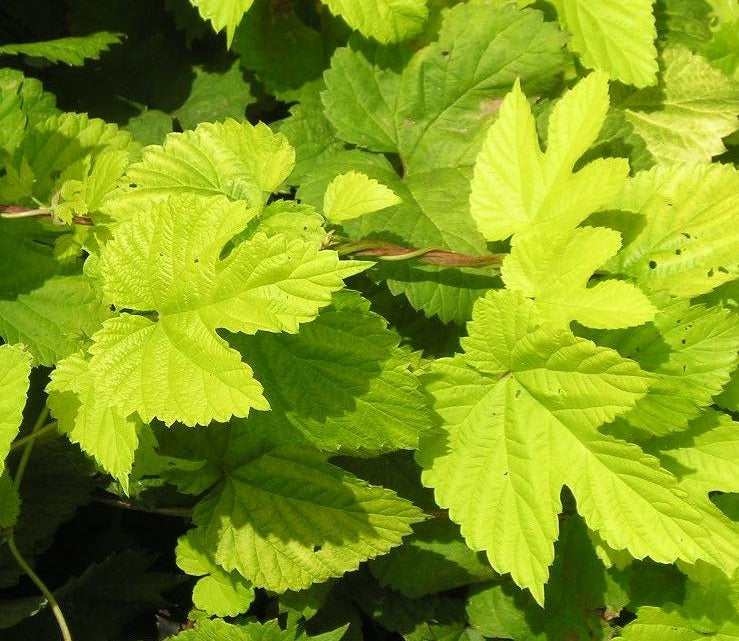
[0, 0, 737, 638]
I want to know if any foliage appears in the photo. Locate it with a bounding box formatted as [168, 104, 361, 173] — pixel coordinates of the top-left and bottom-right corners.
[0, 0, 737, 639]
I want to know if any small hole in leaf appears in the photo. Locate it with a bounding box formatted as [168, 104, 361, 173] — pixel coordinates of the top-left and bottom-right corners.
[707, 268, 714, 277]
[718, 266, 728, 274]
[648, 260, 657, 269]
[313, 545, 322, 553]
[675, 249, 682, 255]
[194, 258, 199, 263]
[515, 389, 521, 398]
[109, 304, 116, 311]
[441, 50, 450, 58]
[129, 183, 138, 188]
[681, 232, 691, 239]
[681, 338, 687, 345]
[503, 471, 508, 476]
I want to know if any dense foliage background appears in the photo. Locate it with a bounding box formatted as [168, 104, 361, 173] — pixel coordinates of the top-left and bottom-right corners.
[0, 0, 737, 639]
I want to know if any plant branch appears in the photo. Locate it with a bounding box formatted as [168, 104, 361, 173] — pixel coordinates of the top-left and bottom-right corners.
[14, 407, 50, 491]
[0, 205, 93, 226]
[328, 237, 503, 268]
[10, 421, 59, 452]
[92, 493, 193, 519]
[5, 531, 73, 641]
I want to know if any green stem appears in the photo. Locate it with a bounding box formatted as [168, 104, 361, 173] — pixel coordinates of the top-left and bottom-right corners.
[10, 421, 59, 452]
[5, 531, 73, 641]
[14, 407, 50, 491]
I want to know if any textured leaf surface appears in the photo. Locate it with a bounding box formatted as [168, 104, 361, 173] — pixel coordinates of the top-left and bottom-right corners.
[0, 345, 32, 474]
[502, 225, 655, 329]
[176, 529, 253, 617]
[323, 171, 401, 222]
[235, 291, 430, 453]
[91, 194, 357, 425]
[470, 73, 629, 242]
[106, 119, 294, 216]
[419, 290, 737, 603]
[550, 0, 658, 87]
[193, 435, 423, 591]
[606, 163, 739, 296]
[0, 32, 122, 66]
[624, 46, 739, 164]
[321, 0, 428, 43]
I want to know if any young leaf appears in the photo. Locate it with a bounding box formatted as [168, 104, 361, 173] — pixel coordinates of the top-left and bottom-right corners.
[192, 440, 423, 591]
[47, 353, 139, 492]
[321, 0, 428, 44]
[549, 0, 658, 87]
[105, 119, 294, 217]
[470, 72, 629, 242]
[323, 171, 401, 222]
[418, 290, 737, 604]
[187, 0, 254, 46]
[0, 112, 131, 206]
[90, 193, 360, 425]
[0, 344, 32, 474]
[502, 225, 655, 329]
[176, 529, 254, 617]
[0, 32, 123, 66]
[605, 162, 739, 297]
[623, 46, 739, 164]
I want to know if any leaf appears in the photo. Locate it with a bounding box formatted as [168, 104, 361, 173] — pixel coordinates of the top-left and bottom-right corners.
[321, 0, 428, 43]
[502, 225, 656, 329]
[605, 163, 739, 297]
[599, 300, 739, 435]
[188, 0, 254, 46]
[322, 4, 568, 172]
[418, 289, 737, 604]
[654, 411, 739, 497]
[232, 6, 334, 99]
[176, 528, 254, 617]
[369, 519, 496, 598]
[91, 193, 360, 425]
[0, 474, 20, 529]
[323, 171, 401, 222]
[47, 353, 139, 492]
[470, 72, 629, 242]
[106, 119, 294, 216]
[0, 112, 131, 206]
[234, 290, 431, 453]
[0, 273, 110, 366]
[0, 68, 58, 158]
[623, 46, 739, 164]
[171, 61, 254, 131]
[617, 566, 739, 641]
[0, 344, 32, 475]
[549, 0, 658, 87]
[192, 427, 423, 592]
[0, 32, 123, 66]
